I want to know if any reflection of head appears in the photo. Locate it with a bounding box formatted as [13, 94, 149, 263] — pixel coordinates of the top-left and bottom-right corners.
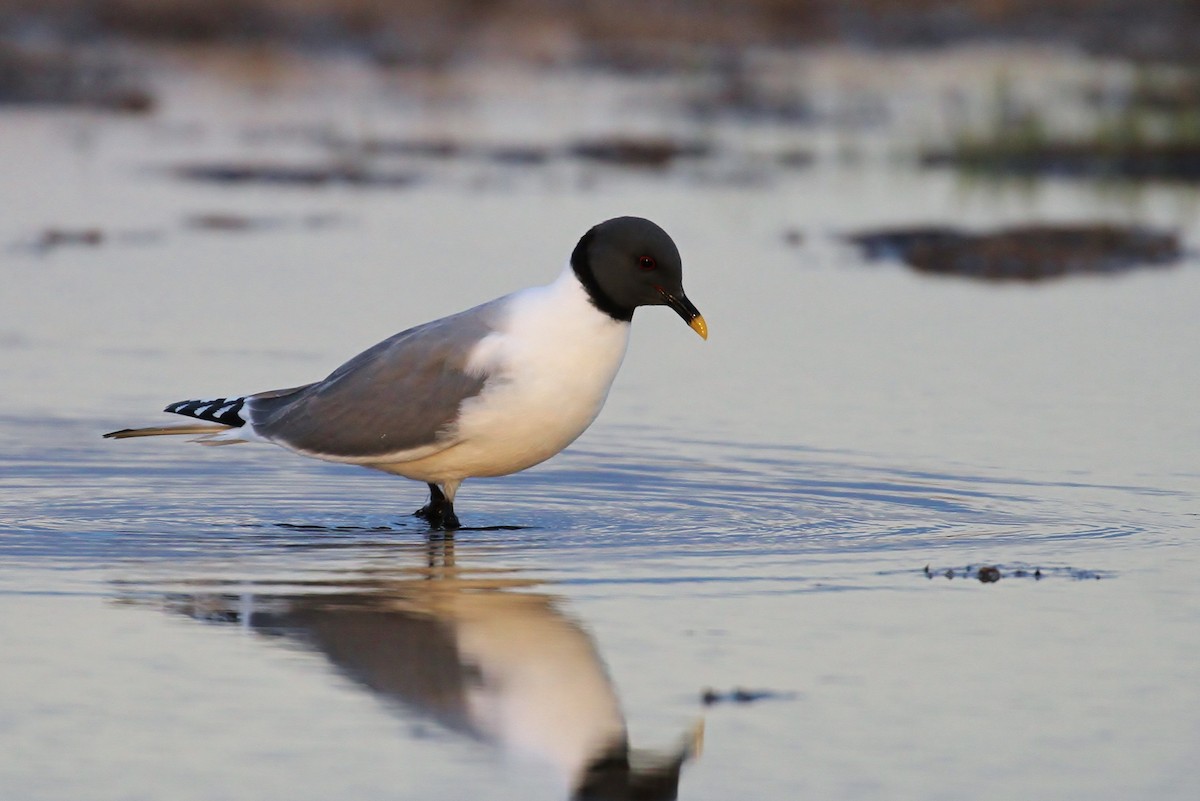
[575, 738, 697, 801]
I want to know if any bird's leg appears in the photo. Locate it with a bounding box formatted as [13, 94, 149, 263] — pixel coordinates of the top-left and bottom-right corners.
[414, 482, 461, 531]
[425, 535, 456, 573]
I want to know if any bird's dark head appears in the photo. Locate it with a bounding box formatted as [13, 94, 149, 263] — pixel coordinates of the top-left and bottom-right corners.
[571, 217, 707, 339]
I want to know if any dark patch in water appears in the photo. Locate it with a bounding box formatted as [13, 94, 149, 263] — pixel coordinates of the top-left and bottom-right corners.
[976, 564, 1002, 583]
[23, 226, 169, 253]
[36, 228, 104, 249]
[483, 145, 554, 166]
[0, 44, 153, 111]
[173, 162, 421, 188]
[185, 213, 282, 232]
[923, 564, 1108, 582]
[701, 687, 797, 706]
[782, 228, 805, 247]
[922, 142, 1200, 183]
[777, 149, 815, 168]
[275, 522, 400, 534]
[274, 521, 530, 535]
[847, 224, 1181, 281]
[568, 137, 713, 169]
[183, 212, 342, 232]
[337, 137, 464, 159]
[684, 63, 816, 125]
[321, 136, 556, 168]
[454, 524, 531, 532]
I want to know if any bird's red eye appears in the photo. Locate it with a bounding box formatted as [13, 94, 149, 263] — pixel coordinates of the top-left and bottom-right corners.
[638, 255, 657, 271]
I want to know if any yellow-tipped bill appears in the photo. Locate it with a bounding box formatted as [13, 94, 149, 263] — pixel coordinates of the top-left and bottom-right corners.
[656, 286, 707, 341]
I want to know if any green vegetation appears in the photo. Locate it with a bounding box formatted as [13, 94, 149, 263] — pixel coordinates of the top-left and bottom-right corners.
[926, 65, 1200, 182]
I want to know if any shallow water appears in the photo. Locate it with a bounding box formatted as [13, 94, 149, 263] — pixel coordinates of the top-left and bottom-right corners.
[2, 50, 1199, 800]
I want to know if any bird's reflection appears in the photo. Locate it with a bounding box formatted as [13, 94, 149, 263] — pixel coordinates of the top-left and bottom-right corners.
[118, 539, 700, 800]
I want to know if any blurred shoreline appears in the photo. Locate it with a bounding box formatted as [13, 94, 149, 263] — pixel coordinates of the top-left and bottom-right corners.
[2, 0, 1200, 66]
[4, 3, 1200, 192]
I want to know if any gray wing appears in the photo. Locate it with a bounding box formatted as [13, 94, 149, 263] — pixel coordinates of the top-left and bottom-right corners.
[247, 299, 507, 459]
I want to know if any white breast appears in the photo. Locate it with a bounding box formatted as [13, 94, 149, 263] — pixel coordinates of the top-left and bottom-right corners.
[390, 267, 630, 483]
[448, 593, 626, 786]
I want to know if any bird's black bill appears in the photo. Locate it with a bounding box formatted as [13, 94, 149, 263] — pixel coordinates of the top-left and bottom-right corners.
[656, 287, 708, 340]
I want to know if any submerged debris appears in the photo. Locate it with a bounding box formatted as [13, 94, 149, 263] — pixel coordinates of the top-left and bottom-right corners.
[847, 223, 1181, 281]
[924, 564, 1106, 582]
[976, 565, 1001, 583]
[924, 564, 1011, 583]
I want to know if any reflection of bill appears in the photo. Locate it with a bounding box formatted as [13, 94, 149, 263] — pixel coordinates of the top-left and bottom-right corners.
[141, 554, 701, 801]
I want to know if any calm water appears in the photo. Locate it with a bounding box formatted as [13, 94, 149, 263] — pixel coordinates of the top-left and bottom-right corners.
[2, 49, 1198, 800]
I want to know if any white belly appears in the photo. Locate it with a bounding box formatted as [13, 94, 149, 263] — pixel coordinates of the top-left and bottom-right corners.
[373, 270, 631, 483]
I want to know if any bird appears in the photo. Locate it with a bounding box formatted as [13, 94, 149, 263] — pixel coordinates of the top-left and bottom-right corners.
[104, 216, 706, 530]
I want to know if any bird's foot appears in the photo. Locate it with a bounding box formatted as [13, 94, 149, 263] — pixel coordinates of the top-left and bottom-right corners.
[413, 498, 461, 532]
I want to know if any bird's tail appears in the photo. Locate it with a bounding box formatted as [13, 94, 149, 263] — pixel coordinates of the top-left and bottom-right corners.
[103, 395, 249, 442]
[103, 423, 232, 439]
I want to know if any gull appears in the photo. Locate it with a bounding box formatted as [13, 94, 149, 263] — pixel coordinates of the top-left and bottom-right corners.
[105, 216, 706, 529]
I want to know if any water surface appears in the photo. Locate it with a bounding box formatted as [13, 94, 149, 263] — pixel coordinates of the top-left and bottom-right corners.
[2, 50, 1198, 800]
